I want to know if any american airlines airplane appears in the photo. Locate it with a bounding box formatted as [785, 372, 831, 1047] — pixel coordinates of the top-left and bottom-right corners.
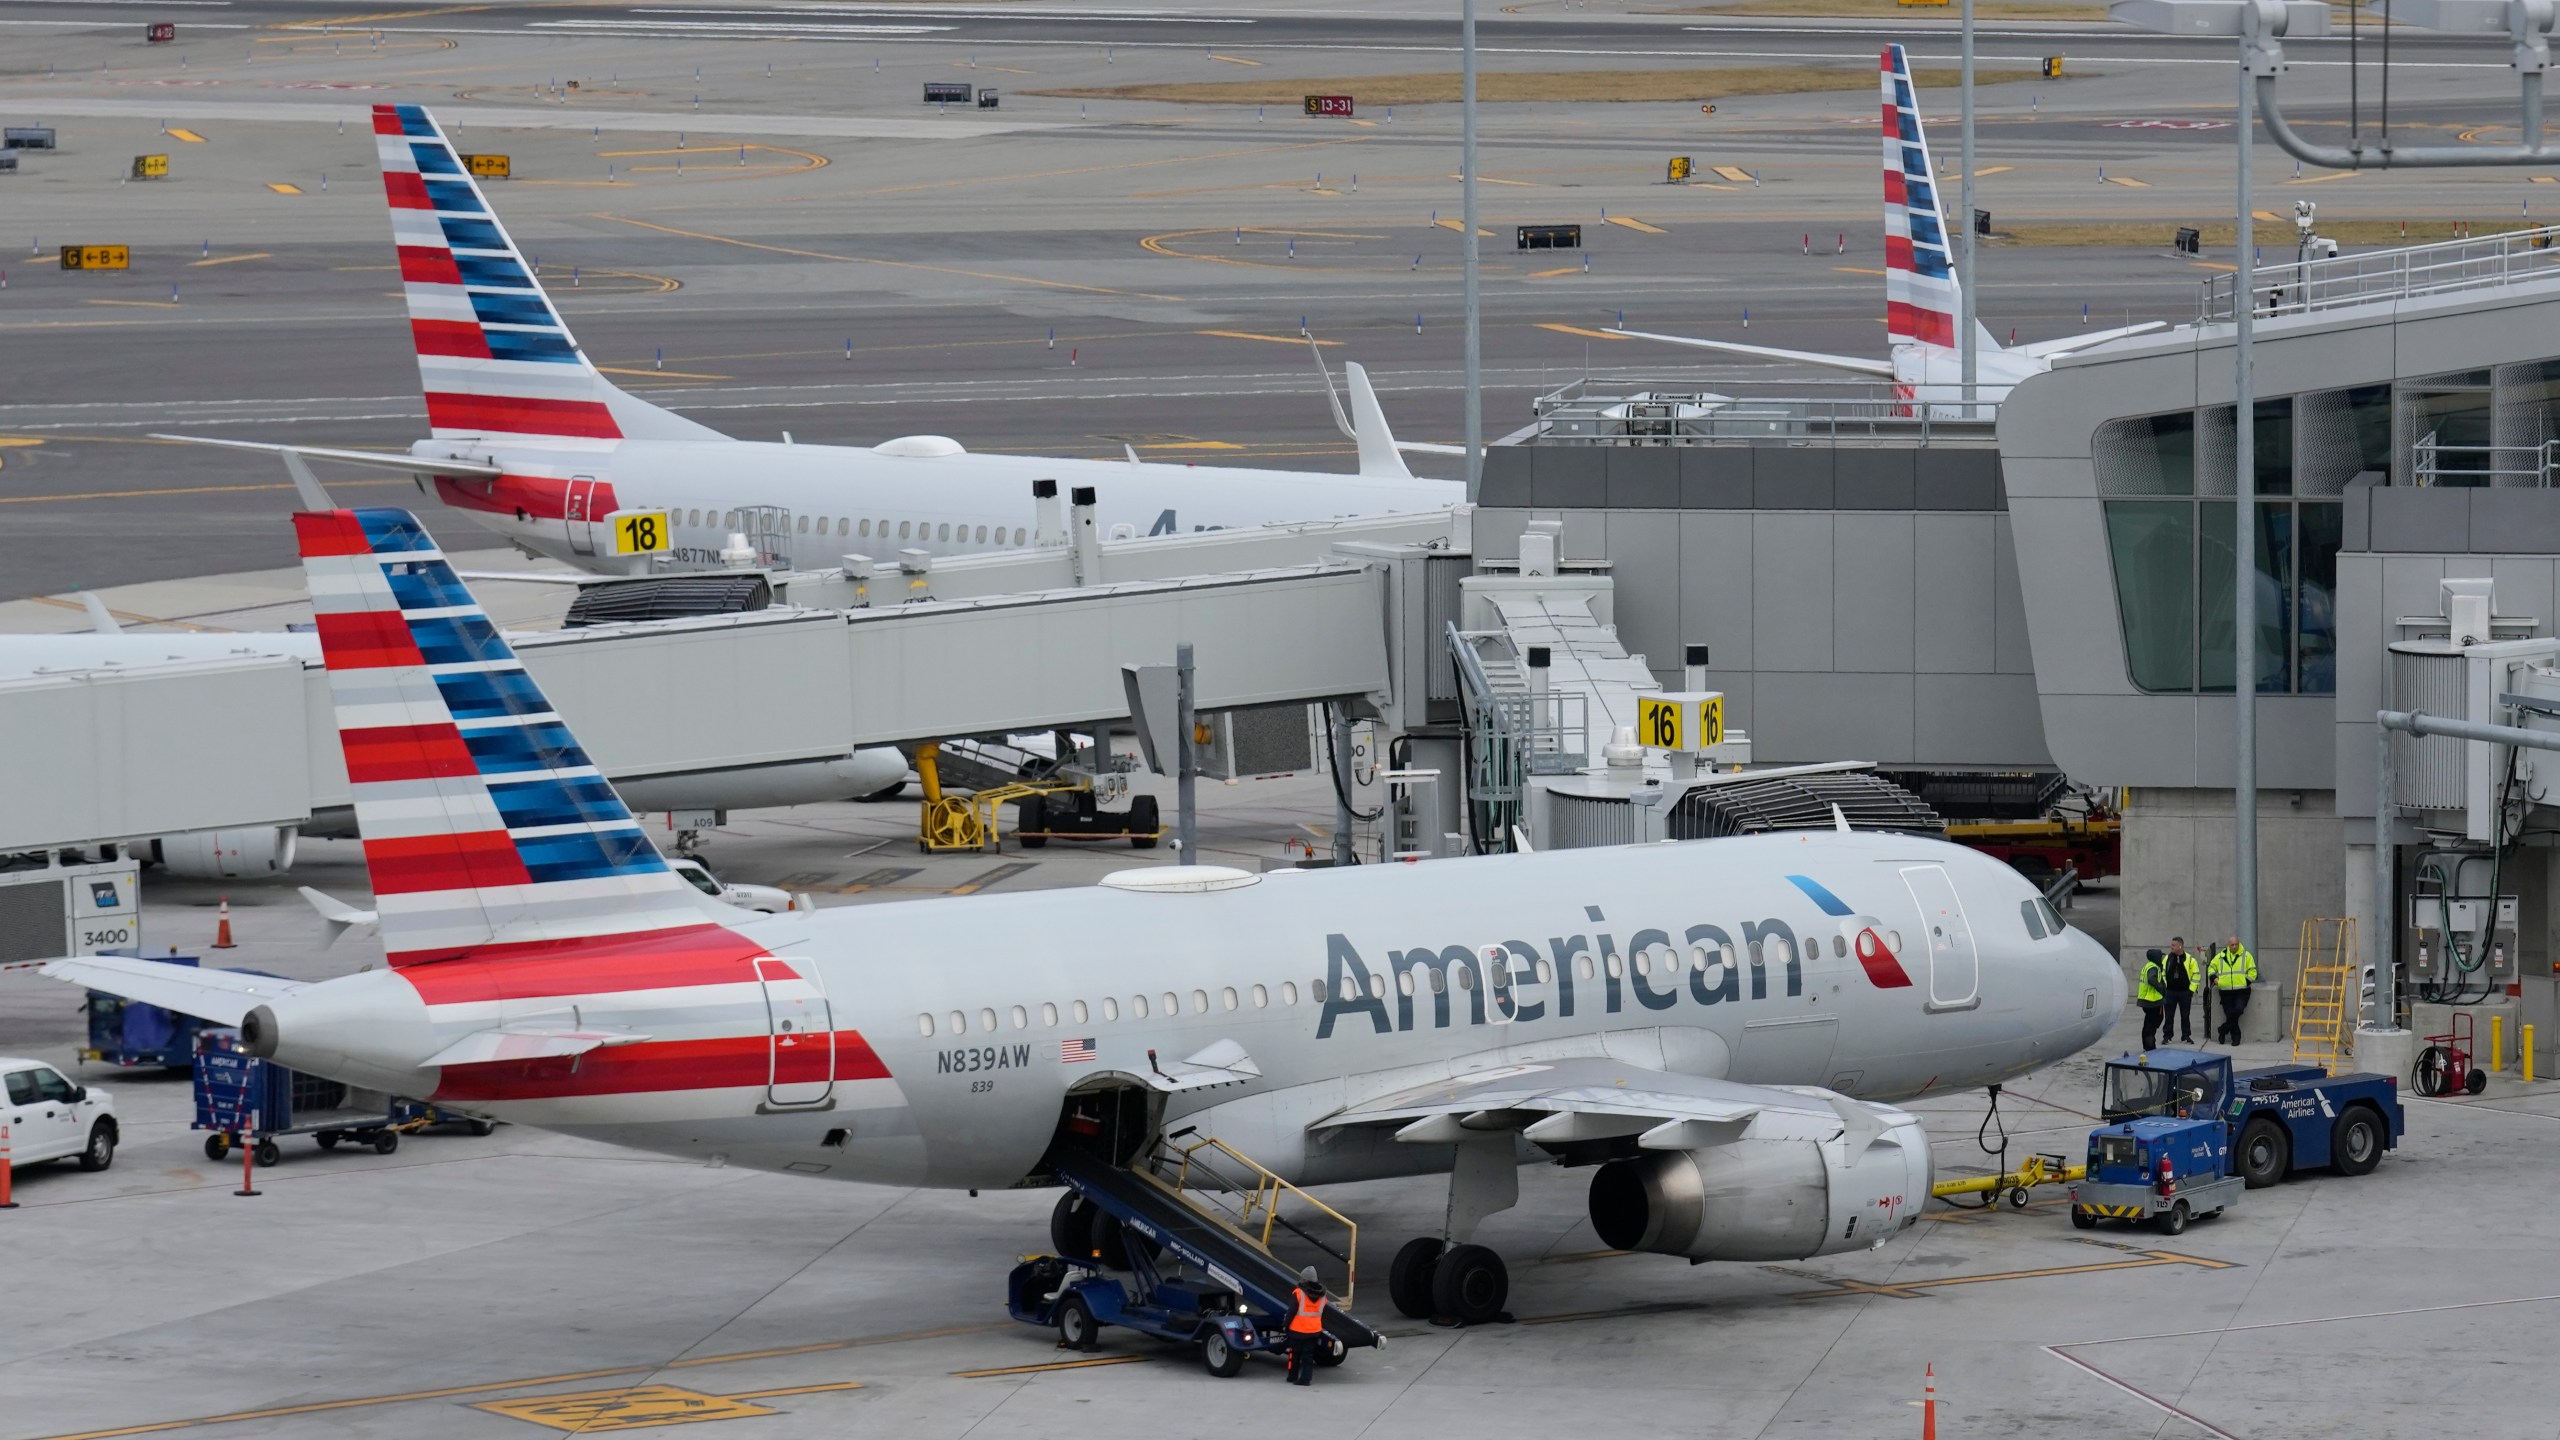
[162, 104, 1460, 576]
[1613, 45, 2163, 417]
[48, 503, 2124, 1330]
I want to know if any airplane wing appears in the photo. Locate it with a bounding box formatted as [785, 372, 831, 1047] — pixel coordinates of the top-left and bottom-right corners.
[150, 434, 506, 479]
[298, 886, 379, 947]
[39, 955, 306, 1025]
[1315, 1055, 1864, 1150]
[1310, 340, 1461, 466]
[2011, 321, 2167, 360]
[1608, 328, 1899, 380]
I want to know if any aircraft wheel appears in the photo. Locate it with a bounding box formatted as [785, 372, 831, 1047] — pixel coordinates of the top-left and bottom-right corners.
[2237, 1117, 2290, 1189]
[1199, 1327, 1246, 1378]
[1388, 1237, 1444, 1319]
[1430, 1243, 1508, 1325]
[1050, 1192, 1096, 1261]
[2069, 1207, 2098, 1230]
[1056, 1295, 1100, 1353]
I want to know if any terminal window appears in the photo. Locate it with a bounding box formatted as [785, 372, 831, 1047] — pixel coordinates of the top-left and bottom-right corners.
[2095, 386, 2378, 696]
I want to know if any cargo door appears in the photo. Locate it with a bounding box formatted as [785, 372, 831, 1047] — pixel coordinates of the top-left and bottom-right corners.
[757, 958, 834, 1108]
[564, 476, 602, 555]
[1900, 864, 1980, 1011]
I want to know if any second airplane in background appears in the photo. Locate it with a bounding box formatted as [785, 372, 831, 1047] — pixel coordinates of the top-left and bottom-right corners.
[167, 104, 1461, 575]
[1616, 44, 2164, 417]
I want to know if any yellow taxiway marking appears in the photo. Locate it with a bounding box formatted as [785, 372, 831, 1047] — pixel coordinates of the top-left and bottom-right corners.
[2191, 261, 2237, 272]
[2285, 169, 2360, 185]
[1137, 226, 1386, 274]
[1950, 165, 2013, 179]
[1773, 1247, 2237, 1302]
[265, 182, 303, 194]
[189, 252, 270, 268]
[278, 5, 492, 28]
[955, 1355, 1152, 1379]
[1432, 218, 1496, 235]
[473, 1381, 856, 1432]
[1712, 164, 1755, 182]
[1348, 118, 1378, 127]
[84, 299, 180, 309]
[1605, 215, 1667, 234]
[2102, 175, 2151, 188]
[946, 860, 1040, 895]
[1442, 172, 1541, 187]
[721, 1383, 869, 1401]
[1199, 329, 1339, 346]
[600, 214, 1181, 303]
[2251, 209, 2283, 221]
[1835, 265, 1887, 276]
[2534, 175, 2560, 184]
[595, 365, 729, 381]
[1208, 52, 1260, 65]
[29, 594, 227, 632]
[1537, 323, 1627, 341]
[1527, 265, 1580, 277]
[165, 128, 206, 144]
[1140, 440, 1245, 450]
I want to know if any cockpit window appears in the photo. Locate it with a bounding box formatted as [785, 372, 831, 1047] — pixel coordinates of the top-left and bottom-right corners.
[2036, 897, 2068, 936]
[2019, 900, 2048, 941]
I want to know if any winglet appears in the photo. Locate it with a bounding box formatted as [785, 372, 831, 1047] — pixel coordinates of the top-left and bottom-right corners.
[1832, 804, 1851, 833]
[282, 448, 335, 511]
[1344, 362, 1417, 480]
[77, 592, 121, 636]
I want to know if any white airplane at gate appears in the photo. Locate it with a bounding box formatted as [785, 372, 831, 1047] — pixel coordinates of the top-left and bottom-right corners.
[49, 503, 2124, 1325]
[162, 103, 1460, 575]
[1612, 45, 2164, 418]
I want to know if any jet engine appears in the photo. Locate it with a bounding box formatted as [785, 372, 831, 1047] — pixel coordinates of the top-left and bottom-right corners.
[148, 826, 298, 879]
[1586, 1108, 1932, 1262]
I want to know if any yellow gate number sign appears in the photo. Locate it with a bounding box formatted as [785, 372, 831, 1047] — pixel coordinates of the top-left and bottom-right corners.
[60, 245, 131, 271]
[1668, 155, 1693, 184]
[132, 154, 169, 179]
[462, 153, 512, 179]
[2042, 56, 2066, 78]
[612, 511, 670, 555]
[1637, 693, 1725, 751]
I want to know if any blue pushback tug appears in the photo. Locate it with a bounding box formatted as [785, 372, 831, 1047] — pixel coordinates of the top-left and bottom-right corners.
[2068, 1048, 2405, 1235]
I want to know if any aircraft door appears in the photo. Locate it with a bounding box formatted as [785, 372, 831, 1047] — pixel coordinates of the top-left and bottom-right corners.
[756, 958, 835, 1108]
[1899, 864, 1980, 1011]
[564, 476, 601, 555]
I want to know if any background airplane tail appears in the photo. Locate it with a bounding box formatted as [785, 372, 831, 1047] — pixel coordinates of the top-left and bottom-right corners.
[295, 505, 713, 966]
[374, 104, 722, 446]
[1879, 46, 1965, 353]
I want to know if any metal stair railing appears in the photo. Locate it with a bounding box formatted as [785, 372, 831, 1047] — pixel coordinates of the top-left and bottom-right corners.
[1150, 1128, 1359, 1307]
[2293, 916, 2358, 1072]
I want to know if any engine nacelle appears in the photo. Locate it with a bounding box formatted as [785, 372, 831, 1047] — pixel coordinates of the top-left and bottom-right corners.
[149, 826, 298, 878]
[1587, 1109, 1932, 1262]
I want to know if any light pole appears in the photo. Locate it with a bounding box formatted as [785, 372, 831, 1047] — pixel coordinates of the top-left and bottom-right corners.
[1461, 0, 1482, 501]
[1959, 0, 1977, 418]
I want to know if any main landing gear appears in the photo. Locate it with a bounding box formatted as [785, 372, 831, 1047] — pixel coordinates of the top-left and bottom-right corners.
[1385, 1130, 1517, 1326]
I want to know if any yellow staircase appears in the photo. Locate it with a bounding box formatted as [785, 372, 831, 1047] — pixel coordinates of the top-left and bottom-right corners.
[2293, 917, 2357, 1072]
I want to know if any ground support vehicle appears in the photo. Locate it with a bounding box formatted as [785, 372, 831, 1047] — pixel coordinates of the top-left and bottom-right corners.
[1007, 1148, 1381, 1378]
[81, 952, 208, 1070]
[193, 1028, 441, 1166]
[1, 1057, 117, 1171]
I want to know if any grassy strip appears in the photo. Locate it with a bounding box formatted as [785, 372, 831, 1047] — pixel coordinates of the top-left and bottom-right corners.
[1997, 219, 2543, 247]
[1033, 65, 2043, 107]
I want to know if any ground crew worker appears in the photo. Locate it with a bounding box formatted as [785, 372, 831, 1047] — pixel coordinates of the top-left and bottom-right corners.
[1285, 1266, 1329, 1387]
[2161, 937, 2200, 1045]
[2208, 935, 2259, 1044]
[2137, 948, 2169, 1050]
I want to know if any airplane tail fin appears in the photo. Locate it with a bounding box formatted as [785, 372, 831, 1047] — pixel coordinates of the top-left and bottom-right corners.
[1879, 46, 1964, 354]
[373, 104, 723, 446]
[293, 505, 713, 966]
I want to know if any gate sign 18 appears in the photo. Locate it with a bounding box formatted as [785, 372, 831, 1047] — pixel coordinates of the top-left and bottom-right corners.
[1637, 692, 1725, 752]
[612, 511, 671, 556]
[1304, 94, 1355, 117]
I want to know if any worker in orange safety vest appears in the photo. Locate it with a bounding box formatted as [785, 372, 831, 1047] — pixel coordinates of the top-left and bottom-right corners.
[1284, 1266, 1329, 1387]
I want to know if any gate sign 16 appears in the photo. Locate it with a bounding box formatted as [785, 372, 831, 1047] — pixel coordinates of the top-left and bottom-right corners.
[1304, 94, 1355, 117]
[1637, 692, 1725, 752]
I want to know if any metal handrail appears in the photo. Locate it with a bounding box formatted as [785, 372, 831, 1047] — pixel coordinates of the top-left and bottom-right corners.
[2200, 227, 2560, 324]
[1161, 1132, 1359, 1306]
[1526, 380, 1996, 445]
[2410, 429, 2560, 488]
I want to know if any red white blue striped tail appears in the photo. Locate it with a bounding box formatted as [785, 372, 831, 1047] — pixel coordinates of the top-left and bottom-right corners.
[295, 506, 711, 966]
[373, 104, 720, 446]
[1880, 46, 1961, 352]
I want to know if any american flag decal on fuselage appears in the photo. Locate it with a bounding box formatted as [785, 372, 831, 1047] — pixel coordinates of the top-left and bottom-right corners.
[1880, 45, 1960, 352]
[1061, 1037, 1097, 1064]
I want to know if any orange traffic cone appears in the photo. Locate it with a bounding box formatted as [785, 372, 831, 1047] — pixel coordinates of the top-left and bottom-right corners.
[1922, 1364, 1936, 1440]
[212, 897, 236, 949]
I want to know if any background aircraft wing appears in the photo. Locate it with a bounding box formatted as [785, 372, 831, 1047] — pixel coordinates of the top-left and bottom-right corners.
[39, 955, 306, 1025]
[2011, 321, 2167, 360]
[1608, 329, 1899, 379]
[1314, 1056, 1854, 1148]
[151, 434, 505, 479]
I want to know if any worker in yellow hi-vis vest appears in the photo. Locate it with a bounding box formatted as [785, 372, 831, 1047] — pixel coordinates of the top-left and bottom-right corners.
[2208, 936, 2259, 1045]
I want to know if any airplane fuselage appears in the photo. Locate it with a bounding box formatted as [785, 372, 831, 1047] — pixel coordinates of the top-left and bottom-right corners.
[263, 832, 2121, 1192]
[420, 437, 1464, 572]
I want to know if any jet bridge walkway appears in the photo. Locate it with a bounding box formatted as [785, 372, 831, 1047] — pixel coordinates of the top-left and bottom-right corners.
[1047, 1144, 1382, 1354]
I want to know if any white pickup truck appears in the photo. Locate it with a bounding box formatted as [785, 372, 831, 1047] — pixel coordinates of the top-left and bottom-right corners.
[1, 1058, 116, 1172]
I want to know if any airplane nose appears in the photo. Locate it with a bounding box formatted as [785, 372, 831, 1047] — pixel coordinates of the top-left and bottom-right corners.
[2087, 935, 2127, 1022]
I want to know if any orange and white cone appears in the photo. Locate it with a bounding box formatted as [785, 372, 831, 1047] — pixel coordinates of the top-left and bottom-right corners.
[212, 897, 236, 949]
[1922, 1364, 1936, 1440]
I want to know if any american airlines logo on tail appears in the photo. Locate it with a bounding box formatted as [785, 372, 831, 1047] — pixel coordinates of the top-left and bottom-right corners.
[1880, 45, 1959, 352]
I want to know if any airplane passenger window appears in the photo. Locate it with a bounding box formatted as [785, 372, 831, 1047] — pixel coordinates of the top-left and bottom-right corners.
[1311, 978, 1328, 1003]
[1220, 987, 1237, 1011]
[1101, 997, 1118, 1021]
[1132, 995, 1149, 1019]
[938, 523, 952, 541]
[2020, 901, 2047, 940]
[1041, 1002, 1059, 1026]
[1427, 968, 1446, 994]
[687, 510, 701, 527]
[859, 519, 871, 537]
[1576, 957, 1594, 981]
[979, 1008, 998, 1032]
[1281, 981, 1299, 1006]
[796, 516, 809, 534]
[1887, 930, 1904, 954]
[1723, 941, 1740, 969]
[1536, 960, 1554, 984]
[1014, 528, 1027, 545]
[1833, 935, 1848, 958]
[1748, 941, 1764, 967]
[1453, 964, 1474, 990]
[1605, 954, 1623, 980]
[1251, 984, 1267, 1008]
[976, 526, 989, 543]
[1632, 951, 1648, 977]
[1073, 1000, 1089, 1024]
[1010, 1005, 1028, 1030]
[1399, 972, 1415, 997]
[838, 518, 850, 537]
[1164, 991, 1181, 1016]
[1774, 938, 1793, 965]
[947, 1010, 965, 1035]
[899, 521, 912, 539]
[1690, 945, 1710, 972]
[917, 1013, 934, 1036]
